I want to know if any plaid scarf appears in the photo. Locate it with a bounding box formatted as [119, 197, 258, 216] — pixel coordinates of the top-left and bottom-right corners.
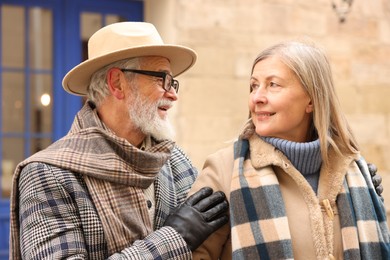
[230, 138, 390, 259]
[10, 102, 175, 257]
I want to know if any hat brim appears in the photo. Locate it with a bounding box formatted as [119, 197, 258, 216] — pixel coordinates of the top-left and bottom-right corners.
[62, 45, 197, 96]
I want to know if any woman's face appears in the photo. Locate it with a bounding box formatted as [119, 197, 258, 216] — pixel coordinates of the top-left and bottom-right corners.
[249, 56, 313, 142]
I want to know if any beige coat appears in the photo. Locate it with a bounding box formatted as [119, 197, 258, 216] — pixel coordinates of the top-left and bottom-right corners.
[190, 134, 358, 260]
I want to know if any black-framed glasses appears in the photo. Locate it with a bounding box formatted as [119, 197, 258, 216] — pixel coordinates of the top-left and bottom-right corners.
[120, 69, 179, 93]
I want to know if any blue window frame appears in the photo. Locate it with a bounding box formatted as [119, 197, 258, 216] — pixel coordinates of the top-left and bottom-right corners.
[0, 1, 143, 258]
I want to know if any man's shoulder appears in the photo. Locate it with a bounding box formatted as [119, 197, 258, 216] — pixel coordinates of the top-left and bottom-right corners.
[170, 145, 192, 164]
[19, 161, 86, 190]
[21, 161, 71, 175]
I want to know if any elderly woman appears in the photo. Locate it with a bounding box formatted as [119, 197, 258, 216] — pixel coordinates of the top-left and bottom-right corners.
[190, 41, 390, 259]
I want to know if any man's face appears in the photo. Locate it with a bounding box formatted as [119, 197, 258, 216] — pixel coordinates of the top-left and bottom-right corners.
[126, 56, 178, 141]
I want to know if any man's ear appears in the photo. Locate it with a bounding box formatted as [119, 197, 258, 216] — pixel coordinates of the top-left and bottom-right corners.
[107, 68, 126, 100]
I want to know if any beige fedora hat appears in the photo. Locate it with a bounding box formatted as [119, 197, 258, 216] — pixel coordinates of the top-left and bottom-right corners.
[62, 22, 197, 96]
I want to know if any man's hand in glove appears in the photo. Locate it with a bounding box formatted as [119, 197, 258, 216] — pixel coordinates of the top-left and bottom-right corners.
[368, 163, 383, 197]
[163, 187, 229, 251]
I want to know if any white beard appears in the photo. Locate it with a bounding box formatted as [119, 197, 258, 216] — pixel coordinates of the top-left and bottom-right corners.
[128, 91, 175, 141]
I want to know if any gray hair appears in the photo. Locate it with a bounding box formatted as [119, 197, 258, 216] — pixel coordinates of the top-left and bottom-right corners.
[87, 58, 140, 107]
[251, 40, 358, 167]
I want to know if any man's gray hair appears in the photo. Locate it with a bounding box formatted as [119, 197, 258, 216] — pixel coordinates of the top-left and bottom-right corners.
[87, 58, 140, 107]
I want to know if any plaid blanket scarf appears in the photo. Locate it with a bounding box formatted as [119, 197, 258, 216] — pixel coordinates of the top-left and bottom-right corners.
[10, 102, 175, 258]
[230, 138, 390, 259]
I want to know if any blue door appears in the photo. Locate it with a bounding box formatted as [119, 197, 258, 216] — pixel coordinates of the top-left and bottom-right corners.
[0, 0, 143, 258]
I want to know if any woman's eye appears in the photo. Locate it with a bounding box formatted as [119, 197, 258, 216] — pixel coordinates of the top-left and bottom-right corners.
[270, 82, 280, 87]
[250, 83, 259, 91]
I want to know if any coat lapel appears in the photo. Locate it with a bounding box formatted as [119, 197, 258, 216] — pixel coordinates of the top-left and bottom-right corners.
[154, 164, 178, 229]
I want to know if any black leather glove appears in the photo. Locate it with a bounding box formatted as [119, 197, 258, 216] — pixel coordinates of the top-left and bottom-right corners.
[163, 187, 229, 251]
[368, 163, 383, 197]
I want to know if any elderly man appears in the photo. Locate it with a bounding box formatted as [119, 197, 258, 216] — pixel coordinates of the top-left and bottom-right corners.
[9, 22, 228, 259]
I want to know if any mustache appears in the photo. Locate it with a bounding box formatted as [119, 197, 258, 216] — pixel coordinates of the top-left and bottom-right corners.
[157, 99, 173, 109]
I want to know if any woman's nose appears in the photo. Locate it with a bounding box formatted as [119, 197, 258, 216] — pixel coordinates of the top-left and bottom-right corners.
[252, 86, 267, 104]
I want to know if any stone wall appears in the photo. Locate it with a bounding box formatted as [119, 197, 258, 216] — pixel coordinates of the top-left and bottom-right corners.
[146, 0, 390, 220]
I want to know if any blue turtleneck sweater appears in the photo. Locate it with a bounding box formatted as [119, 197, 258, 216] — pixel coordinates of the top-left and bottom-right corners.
[261, 136, 322, 193]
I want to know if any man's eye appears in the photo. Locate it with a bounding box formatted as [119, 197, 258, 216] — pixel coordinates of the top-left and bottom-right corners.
[156, 78, 164, 84]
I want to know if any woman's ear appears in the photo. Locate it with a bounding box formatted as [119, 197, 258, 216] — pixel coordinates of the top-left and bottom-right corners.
[306, 100, 314, 113]
[107, 68, 126, 100]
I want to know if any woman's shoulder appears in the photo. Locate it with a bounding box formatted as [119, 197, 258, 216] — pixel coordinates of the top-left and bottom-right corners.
[206, 142, 236, 162]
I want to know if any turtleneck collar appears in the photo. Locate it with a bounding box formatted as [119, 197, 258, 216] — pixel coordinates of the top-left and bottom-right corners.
[261, 136, 322, 176]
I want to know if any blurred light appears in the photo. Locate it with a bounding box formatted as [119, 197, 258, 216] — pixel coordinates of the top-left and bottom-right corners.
[40, 93, 51, 106]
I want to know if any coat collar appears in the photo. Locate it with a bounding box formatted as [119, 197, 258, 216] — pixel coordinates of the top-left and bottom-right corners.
[245, 130, 359, 202]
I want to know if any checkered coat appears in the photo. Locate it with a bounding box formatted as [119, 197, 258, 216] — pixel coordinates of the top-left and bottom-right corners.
[11, 146, 197, 260]
[10, 102, 198, 259]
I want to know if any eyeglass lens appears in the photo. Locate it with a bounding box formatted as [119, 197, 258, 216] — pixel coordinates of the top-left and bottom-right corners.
[164, 74, 179, 93]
